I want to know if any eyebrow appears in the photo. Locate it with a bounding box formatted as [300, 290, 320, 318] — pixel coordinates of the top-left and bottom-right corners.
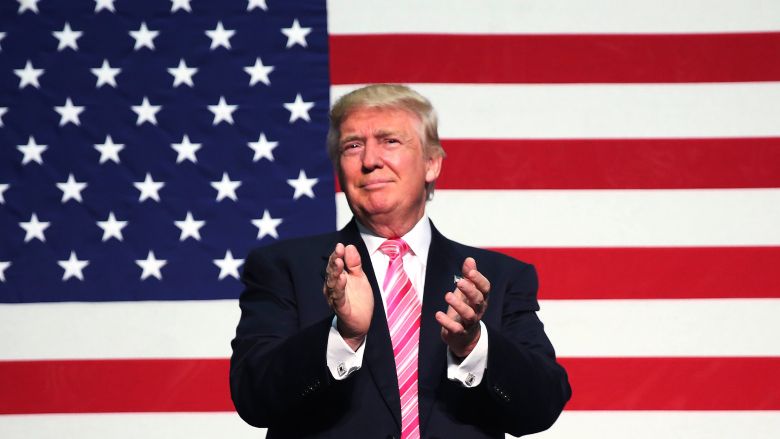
[339, 129, 401, 144]
[339, 134, 365, 144]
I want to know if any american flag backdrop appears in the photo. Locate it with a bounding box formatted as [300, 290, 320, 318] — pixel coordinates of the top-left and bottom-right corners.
[1, 0, 780, 438]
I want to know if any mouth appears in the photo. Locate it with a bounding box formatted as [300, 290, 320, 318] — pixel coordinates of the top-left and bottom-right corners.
[359, 179, 392, 190]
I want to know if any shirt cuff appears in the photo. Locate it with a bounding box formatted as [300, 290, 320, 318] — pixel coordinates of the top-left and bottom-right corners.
[446, 321, 488, 388]
[326, 316, 366, 380]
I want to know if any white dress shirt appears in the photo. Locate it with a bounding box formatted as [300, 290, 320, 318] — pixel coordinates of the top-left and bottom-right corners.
[326, 215, 488, 388]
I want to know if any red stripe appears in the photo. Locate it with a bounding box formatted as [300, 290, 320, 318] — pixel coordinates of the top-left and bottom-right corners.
[330, 33, 780, 84]
[562, 357, 780, 410]
[0, 359, 231, 414]
[2, 357, 778, 413]
[436, 138, 780, 189]
[493, 247, 780, 300]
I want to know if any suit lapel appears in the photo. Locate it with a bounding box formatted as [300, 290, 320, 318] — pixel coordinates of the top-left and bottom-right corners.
[330, 219, 403, 430]
[418, 222, 461, 433]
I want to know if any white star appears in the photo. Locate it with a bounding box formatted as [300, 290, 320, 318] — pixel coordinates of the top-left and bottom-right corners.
[167, 59, 197, 87]
[208, 96, 237, 125]
[170, 0, 192, 13]
[132, 96, 161, 125]
[281, 19, 311, 48]
[91, 59, 121, 88]
[248, 133, 278, 162]
[210, 172, 241, 201]
[58, 251, 89, 281]
[174, 211, 205, 241]
[213, 250, 244, 280]
[171, 134, 201, 163]
[130, 22, 159, 51]
[94, 0, 116, 13]
[53, 22, 82, 51]
[252, 209, 282, 240]
[17, 136, 47, 165]
[19, 213, 50, 243]
[94, 135, 124, 164]
[96, 211, 127, 242]
[205, 21, 235, 50]
[247, 0, 268, 11]
[136, 250, 167, 281]
[244, 57, 274, 86]
[56, 173, 88, 203]
[0, 107, 6, 127]
[283, 93, 314, 123]
[0, 184, 8, 204]
[14, 60, 44, 89]
[54, 97, 85, 126]
[17, 0, 40, 14]
[0, 261, 10, 282]
[0, 32, 5, 51]
[134, 173, 165, 202]
[287, 169, 318, 200]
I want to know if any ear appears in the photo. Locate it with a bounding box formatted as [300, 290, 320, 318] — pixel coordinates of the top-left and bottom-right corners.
[425, 153, 443, 184]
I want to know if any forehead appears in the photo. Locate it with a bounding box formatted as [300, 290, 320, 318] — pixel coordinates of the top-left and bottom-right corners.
[339, 107, 422, 137]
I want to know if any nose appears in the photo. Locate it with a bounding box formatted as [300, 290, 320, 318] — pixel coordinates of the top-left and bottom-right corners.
[361, 140, 384, 171]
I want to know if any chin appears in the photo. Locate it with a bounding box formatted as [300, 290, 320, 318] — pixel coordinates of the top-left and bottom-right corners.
[357, 199, 397, 217]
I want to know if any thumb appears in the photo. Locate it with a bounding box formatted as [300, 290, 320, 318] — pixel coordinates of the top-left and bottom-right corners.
[344, 245, 364, 275]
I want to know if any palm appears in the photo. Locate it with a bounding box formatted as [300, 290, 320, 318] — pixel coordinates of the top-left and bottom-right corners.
[341, 269, 373, 335]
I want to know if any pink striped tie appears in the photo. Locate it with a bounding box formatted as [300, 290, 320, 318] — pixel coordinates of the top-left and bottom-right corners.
[380, 239, 421, 439]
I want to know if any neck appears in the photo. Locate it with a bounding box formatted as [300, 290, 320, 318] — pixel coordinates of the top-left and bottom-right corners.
[357, 210, 424, 239]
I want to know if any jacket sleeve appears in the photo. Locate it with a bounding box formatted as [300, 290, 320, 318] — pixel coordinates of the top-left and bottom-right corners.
[484, 262, 572, 436]
[229, 246, 341, 428]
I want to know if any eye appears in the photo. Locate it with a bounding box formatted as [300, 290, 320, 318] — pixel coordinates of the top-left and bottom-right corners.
[341, 142, 363, 155]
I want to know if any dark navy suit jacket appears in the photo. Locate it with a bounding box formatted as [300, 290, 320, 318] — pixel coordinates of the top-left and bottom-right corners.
[230, 219, 571, 438]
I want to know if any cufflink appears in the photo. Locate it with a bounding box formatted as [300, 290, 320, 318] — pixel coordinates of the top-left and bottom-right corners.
[465, 373, 475, 386]
[337, 362, 347, 377]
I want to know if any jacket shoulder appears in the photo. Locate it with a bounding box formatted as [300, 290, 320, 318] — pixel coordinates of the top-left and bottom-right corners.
[246, 231, 339, 261]
[448, 240, 533, 271]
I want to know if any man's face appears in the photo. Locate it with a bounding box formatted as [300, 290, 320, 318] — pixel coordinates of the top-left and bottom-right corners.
[337, 107, 442, 232]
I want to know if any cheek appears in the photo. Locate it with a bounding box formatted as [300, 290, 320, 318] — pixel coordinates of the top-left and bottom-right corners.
[338, 162, 359, 184]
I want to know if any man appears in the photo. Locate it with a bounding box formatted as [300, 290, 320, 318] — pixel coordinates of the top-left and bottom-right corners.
[230, 84, 571, 438]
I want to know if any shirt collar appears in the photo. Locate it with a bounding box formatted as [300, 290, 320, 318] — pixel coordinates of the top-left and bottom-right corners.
[356, 214, 432, 261]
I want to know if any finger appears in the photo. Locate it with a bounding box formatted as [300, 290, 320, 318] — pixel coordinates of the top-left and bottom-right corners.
[462, 257, 491, 295]
[456, 278, 485, 312]
[325, 256, 344, 289]
[324, 243, 346, 302]
[343, 245, 363, 274]
[461, 257, 477, 277]
[445, 291, 478, 326]
[332, 272, 347, 308]
[435, 310, 466, 335]
[444, 292, 460, 319]
[326, 243, 345, 277]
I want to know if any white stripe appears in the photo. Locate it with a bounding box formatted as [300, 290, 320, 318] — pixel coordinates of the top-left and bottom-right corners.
[539, 299, 780, 357]
[337, 189, 780, 247]
[0, 300, 239, 360]
[1, 299, 778, 359]
[396, 346, 418, 378]
[525, 411, 780, 439]
[0, 413, 263, 439]
[328, 0, 780, 34]
[389, 303, 418, 337]
[0, 411, 776, 439]
[331, 83, 780, 139]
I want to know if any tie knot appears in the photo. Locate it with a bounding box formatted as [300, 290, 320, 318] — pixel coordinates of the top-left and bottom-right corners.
[379, 239, 409, 261]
